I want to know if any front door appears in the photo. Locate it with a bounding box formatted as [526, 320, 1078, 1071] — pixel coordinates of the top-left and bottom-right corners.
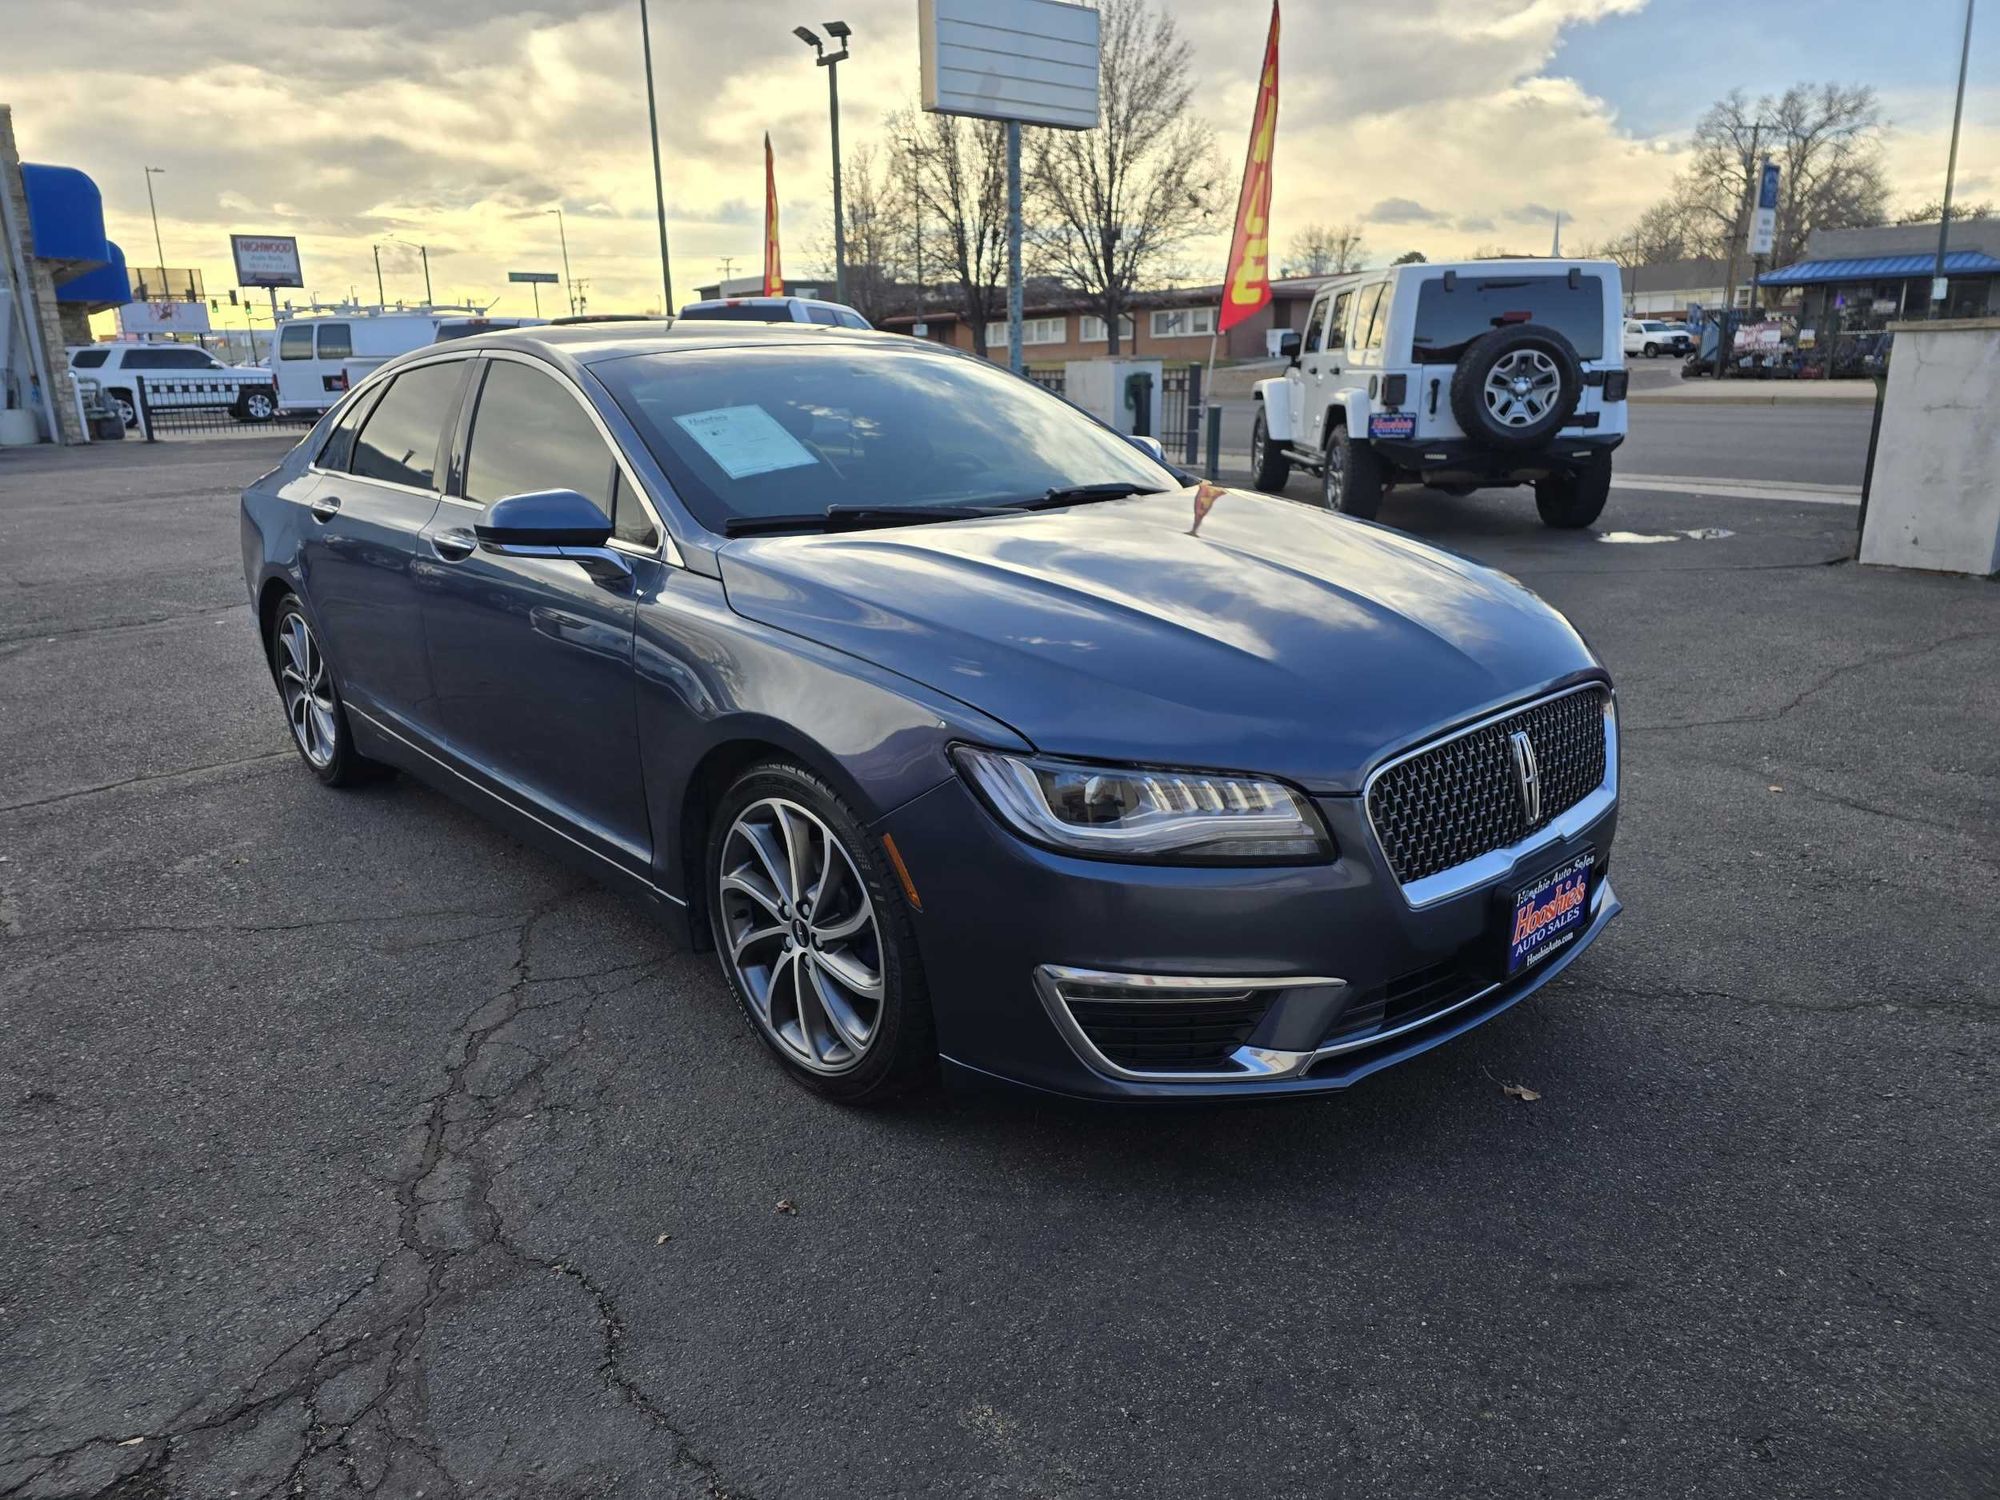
[416, 355, 654, 870]
[297, 358, 470, 738]
[1302, 289, 1351, 449]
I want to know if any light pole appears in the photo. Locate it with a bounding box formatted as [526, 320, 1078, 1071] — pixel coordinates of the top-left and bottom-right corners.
[547, 208, 576, 316]
[639, 0, 675, 315]
[1933, 0, 1977, 317]
[794, 21, 852, 304]
[142, 166, 168, 295]
[372, 245, 385, 304]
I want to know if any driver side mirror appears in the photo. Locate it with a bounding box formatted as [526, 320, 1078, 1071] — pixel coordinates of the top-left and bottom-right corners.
[475, 489, 614, 549]
[1277, 329, 1302, 365]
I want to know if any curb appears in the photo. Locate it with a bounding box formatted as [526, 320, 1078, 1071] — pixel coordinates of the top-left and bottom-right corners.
[1629, 388, 1878, 407]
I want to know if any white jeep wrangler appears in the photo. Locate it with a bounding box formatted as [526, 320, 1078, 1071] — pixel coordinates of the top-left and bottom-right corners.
[1251, 259, 1629, 528]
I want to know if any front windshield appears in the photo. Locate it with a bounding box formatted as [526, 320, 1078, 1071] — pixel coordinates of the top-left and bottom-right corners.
[592, 343, 1176, 532]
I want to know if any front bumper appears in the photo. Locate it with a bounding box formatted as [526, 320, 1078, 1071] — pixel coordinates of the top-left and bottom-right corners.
[876, 774, 1621, 1102]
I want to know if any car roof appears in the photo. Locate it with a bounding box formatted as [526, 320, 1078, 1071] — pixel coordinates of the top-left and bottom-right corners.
[388, 319, 944, 375]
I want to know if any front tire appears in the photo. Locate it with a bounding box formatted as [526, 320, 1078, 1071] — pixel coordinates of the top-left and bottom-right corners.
[1534, 455, 1612, 529]
[268, 595, 383, 787]
[708, 762, 936, 1105]
[1249, 408, 1291, 493]
[1320, 423, 1384, 521]
[1643, 342, 1660, 358]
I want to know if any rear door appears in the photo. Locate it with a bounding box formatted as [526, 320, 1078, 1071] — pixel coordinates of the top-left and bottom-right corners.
[297, 357, 471, 738]
[416, 353, 655, 869]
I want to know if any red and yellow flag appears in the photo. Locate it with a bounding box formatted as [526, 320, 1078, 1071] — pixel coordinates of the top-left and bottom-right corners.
[1218, 2, 1279, 334]
[762, 133, 783, 296]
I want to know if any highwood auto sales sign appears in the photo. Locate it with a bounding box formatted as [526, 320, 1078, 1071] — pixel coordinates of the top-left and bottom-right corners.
[230, 234, 304, 288]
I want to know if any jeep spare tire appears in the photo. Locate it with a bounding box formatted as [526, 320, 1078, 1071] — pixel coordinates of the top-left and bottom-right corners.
[1448, 323, 1583, 449]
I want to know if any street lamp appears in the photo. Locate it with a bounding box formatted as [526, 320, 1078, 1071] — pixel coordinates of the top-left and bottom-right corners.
[1932, 0, 1977, 318]
[547, 208, 576, 316]
[639, 0, 675, 316]
[794, 20, 852, 304]
[142, 166, 168, 296]
[383, 235, 434, 306]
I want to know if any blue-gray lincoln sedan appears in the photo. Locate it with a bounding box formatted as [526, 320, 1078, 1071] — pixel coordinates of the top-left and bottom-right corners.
[241, 322, 1621, 1104]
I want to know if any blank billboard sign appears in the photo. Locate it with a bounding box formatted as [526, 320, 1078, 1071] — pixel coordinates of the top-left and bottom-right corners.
[919, 0, 1101, 131]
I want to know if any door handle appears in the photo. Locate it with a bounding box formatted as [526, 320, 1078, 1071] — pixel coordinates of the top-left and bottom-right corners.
[430, 529, 477, 561]
[308, 495, 342, 523]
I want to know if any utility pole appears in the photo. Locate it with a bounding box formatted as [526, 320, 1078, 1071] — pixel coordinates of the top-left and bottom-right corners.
[1716, 118, 1773, 379]
[1933, 0, 1977, 317]
[718, 255, 737, 286]
[1006, 120, 1023, 375]
[419, 244, 432, 306]
[547, 208, 575, 316]
[639, 0, 675, 315]
[142, 166, 168, 293]
[372, 245, 385, 304]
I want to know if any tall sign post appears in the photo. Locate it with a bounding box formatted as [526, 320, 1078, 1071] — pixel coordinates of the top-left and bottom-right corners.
[920, 0, 1101, 374]
[230, 234, 304, 350]
[509, 269, 560, 317]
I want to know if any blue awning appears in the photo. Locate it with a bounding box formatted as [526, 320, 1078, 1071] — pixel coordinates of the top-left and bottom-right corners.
[57, 241, 131, 309]
[20, 163, 110, 266]
[1759, 250, 2000, 286]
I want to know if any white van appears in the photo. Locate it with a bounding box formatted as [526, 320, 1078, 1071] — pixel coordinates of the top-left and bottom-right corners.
[269, 310, 541, 415]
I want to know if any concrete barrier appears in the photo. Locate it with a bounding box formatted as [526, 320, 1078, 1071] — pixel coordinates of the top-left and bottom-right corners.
[1859, 317, 2000, 576]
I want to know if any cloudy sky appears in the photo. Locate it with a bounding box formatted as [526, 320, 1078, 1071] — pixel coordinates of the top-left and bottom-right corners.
[3, 0, 1993, 322]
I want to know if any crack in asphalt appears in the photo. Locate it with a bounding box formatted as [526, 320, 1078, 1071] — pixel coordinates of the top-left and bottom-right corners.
[1624, 628, 2000, 736]
[0, 752, 294, 816]
[0, 602, 251, 652]
[0, 891, 746, 1500]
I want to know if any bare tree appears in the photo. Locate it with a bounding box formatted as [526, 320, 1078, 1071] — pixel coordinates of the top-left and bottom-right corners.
[1389, 248, 1427, 266]
[1025, 0, 1220, 353]
[1286, 223, 1366, 278]
[888, 109, 1010, 356]
[821, 144, 914, 327]
[1611, 84, 1889, 269]
[1896, 197, 1994, 224]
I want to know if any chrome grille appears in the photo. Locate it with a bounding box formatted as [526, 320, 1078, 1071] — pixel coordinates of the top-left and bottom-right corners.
[1367, 687, 1610, 884]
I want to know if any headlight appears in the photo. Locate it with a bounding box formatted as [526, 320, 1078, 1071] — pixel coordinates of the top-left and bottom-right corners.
[951, 746, 1334, 865]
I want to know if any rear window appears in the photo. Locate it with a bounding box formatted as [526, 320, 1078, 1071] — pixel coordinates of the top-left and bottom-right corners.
[678, 304, 794, 322]
[1412, 274, 1605, 363]
[69, 349, 107, 368]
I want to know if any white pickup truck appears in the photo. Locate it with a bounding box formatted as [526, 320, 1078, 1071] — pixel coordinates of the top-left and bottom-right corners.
[1251, 259, 1630, 529]
[66, 343, 278, 429]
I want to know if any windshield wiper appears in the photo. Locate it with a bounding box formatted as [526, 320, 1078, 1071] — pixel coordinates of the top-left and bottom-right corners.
[723, 504, 1013, 537]
[1020, 482, 1171, 510]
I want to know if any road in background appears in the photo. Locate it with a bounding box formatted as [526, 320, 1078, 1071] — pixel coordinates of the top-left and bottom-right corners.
[3, 437, 1994, 1499]
[1211, 394, 1876, 490]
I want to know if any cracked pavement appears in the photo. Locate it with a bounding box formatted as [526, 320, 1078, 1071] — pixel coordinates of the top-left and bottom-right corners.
[1, 436, 1995, 1499]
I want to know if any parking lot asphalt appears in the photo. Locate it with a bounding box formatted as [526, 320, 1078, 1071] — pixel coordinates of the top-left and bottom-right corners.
[2, 434, 1995, 1500]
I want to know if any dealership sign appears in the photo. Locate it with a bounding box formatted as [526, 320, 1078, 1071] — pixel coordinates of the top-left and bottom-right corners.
[1749, 162, 1780, 257]
[919, 0, 1100, 130]
[230, 234, 304, 288]
[117, 300, 213, 335]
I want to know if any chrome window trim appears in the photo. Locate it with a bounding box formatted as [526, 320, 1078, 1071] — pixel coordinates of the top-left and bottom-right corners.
[1362, 683, 1618, 911]
[1033, 965, 1339, 1084]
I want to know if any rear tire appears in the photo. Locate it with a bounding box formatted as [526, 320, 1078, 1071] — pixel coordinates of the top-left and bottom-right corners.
[1249, 408, 1290, 493]
[708, 761, 936, 1105]
[1320, 423, 1384, 521]
[267, 594, 386, 787]
[109, 389, 138, 430]
[1534, 455, 1612, 529]
[234, 387, 278, 423]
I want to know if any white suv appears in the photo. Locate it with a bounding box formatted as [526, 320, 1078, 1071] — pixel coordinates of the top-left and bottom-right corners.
[1251, 259, 1629, 529]
[676, 295, 871, 329]
[66, 343, 278, 428]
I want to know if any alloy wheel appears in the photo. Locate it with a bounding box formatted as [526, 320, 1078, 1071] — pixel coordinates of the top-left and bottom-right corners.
[245, 391, 275, 420]
[1321, 435, 1345, 508]
[718, 797, 885, 1075]
[276, 612, 338, 769]
[1482, 349, 1561, 427]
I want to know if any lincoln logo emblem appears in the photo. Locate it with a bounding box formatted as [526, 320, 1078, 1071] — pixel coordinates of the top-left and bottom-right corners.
[1508, 730, 1542, 825]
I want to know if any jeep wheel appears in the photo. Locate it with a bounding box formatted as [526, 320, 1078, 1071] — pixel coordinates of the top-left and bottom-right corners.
[1320, 423, 1383, 521]
[1534, 455, 1612, 529]
[1449, 324, 1583, 449]
[1250, 408, 1291, 493]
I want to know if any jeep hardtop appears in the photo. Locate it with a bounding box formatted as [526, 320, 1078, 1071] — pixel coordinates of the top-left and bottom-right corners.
[1251, 258, 1629, 528]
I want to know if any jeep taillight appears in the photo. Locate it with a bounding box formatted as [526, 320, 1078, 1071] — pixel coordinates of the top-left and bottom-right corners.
[1602, 371, 1629, 402]
[1382, 374, 1408, 407]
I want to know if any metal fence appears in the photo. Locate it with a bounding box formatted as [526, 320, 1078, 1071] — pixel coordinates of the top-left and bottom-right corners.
[82, 375, 309, 442]
[1159, 364, 1203, 466]
[1024, 367, 1066, 398]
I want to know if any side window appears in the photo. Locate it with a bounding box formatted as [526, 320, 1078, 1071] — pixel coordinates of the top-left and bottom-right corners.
[837, 310, 870, 330]
[462, 361, 617, 519]
[316, 387, 379, 472]
[610, 473, 661, 550]
[1361, 283, 1391, 351]
[279, 325, 315, 361]
[805, 305, 840, 326]
[317, 323, 353, 360]
[69, 349, 108, 368]
[1326, 292, 1352, 352]
[349, 362, 464, 490]
[1302, 294, 1328, 354]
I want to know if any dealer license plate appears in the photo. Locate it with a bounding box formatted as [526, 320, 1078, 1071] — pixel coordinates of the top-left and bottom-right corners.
[1506, 851, 1595, 976]
[1368, 412, 1416, 440]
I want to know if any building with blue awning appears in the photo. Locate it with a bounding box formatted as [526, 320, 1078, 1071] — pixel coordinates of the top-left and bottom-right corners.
[1760, 220, 1999, 333]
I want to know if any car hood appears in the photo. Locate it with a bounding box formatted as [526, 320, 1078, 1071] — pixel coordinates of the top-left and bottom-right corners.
[716, 487, 1600, 793]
